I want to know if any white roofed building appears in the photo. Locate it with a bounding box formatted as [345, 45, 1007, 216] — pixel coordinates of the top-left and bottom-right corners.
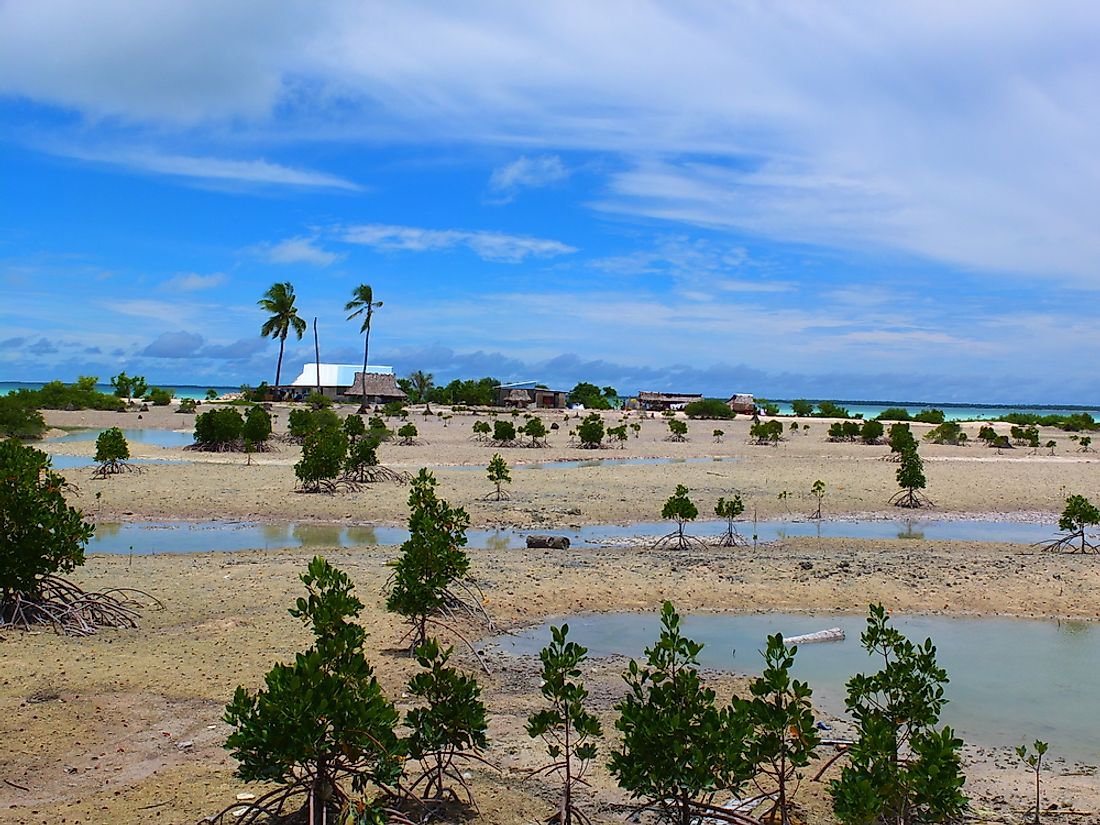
[285, 363, 396, 400]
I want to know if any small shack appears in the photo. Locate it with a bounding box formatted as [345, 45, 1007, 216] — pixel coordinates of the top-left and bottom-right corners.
[494, 382, 569, 409]
[345, 371, 408, 405]
[636, 391, 704, 412]
[727, 393, 756, 414]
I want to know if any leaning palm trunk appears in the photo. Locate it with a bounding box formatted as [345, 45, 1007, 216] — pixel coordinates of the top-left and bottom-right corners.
[361, 328, 370, 413]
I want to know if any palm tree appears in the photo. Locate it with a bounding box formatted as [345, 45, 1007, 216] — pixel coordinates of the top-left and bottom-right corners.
[258, 282, 307, 390]
[408, 369, 434, 403]
[345, 284, 382, 412]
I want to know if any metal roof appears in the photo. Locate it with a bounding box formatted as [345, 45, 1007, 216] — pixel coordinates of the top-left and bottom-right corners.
[289, 363, 393, 388]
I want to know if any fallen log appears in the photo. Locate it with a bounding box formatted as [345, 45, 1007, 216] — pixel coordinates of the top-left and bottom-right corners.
[783, 627, 845, 645]
[526, 534, 570, 550]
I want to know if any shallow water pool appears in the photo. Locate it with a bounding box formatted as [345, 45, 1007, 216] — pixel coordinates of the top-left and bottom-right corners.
[496, 612, 1100, 763]
[47, 428, 194, 448]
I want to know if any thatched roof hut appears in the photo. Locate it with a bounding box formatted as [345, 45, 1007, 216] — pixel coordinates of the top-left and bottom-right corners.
[502, 388, 532, 407]
[345, 372, 407, 403]
[727, 394, 756, 414]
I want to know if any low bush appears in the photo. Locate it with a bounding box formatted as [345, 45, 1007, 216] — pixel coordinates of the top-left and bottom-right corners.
[683, 398, 734, 419]
[193, 407, 244, 448]
[11, 378, 124, 412]
[146, 387, 174, 406]
[0, 395, 46, 439]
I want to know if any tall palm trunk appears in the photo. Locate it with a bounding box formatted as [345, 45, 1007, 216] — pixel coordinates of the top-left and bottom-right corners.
[275, 334, 287, 388]
[360, 327, 370, 412]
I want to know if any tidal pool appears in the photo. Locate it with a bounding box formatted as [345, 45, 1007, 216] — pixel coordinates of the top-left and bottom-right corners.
[496, 612, 1100, 763]
[86, 516, 1064, 556]
[445, 456, 738, 471]
[49, 455, 187, 470]
[47, 428, 194, 448]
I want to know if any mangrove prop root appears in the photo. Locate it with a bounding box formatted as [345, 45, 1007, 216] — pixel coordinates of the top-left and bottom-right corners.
[0, 576, 159, 636]
[651, 531, 710, 551]
[889, 490, 933, 509]
[91, 460, 145, 480]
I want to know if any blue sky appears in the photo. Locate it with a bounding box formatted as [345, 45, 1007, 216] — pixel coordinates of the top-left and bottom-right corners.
[2, 2, 1100, 402]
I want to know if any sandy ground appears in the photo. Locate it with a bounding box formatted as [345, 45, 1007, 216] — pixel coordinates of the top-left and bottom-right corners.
[1, 404, 1098, 824]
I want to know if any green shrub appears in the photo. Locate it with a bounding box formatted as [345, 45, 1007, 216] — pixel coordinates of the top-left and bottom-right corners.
[386, 470, 471, 649]
[224, 557, 401, 821]
[609, 602, 751, 823]
[306, 391, 332, 409]
[876, 407, 912, 421]
[242, 406, 272, 445]
[683, 398, 734, 419]
[0, 395, 46, 440]
[492, 419, 516, 443]
[146, 387, 174, 406]
[94, 427, 130, 464]
[382, 400, 406, 417]
[397, 423, 419, 443]
[925, 421, 967, 445]
[344, 413, 366, 441]
[176, 397, 198, 414]
[527, 624, 603, 825]
[830, 604, 967, 824]
[294, 427, 348, 493]
[750, 419, 783, 445]
[888, 422, 916, 455]
[12, 379, 124, 412]
[487, 454, 510, 500]
[0, 442, 93, 601]
[110, 372, 148, 400]
[522, 416, 548, 445]
[666, 418, 689, 440]
[790, 399, 814, 417]
[742, 634, 820, 824]
[577, 413, 604, 448]
[193, 407, 244, 447]
[860, 419, 884, 443]
[404, 639, 489, 801]
[815, 401, 851, 418]
[914, 408, 945, 424]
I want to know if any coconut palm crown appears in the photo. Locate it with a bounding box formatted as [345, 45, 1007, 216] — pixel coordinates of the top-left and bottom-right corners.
[345, 284, 383, 411]
[259, 282, 307, 389]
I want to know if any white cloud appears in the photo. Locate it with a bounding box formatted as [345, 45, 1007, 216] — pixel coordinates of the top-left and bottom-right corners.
[488, 155, 569, 201]
[262, 236, 344, 266]
[163, 272, 225, 291]
[340, 223, 576, 262]
[62, 147, 361, 191]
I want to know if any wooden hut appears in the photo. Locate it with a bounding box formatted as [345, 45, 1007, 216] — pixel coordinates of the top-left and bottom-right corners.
[727, 393, 756, 414]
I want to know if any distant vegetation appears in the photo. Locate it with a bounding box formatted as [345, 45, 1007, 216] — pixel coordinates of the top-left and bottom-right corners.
[683, 398, 734, 419]
[567, 382, 617, 409]
[8, 376, 124, 412]
[0, 395, 46, 439]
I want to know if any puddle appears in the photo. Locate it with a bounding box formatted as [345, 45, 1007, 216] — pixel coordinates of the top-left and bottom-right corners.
[47, 428, 194, 448]
[445, 456, 738, 471]
[86, 515, 1064, 557]
[494, 612, 1100, 763]
[50, 455, 187, 470]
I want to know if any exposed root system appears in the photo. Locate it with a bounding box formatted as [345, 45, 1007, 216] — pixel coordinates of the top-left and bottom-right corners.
[1, 576, 161, 636]
[91, 460, 145, 480]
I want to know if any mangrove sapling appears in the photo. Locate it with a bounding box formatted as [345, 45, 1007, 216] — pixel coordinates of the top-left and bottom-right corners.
[294, 426, 353, 494]
[385, 470, 492, 655]
[884, 422, 916, 461]
[485, 453, 511, 501]
[749, 419, 783, 446]
[714, 494, 747, 547]
[577, 413, 605, 449]
[471, 420, 491, 442]
[344, 412, 367, 442]
[1046, 440, 1057, 455]
[1, 441, 155, 635]
[652, 485, 707, 551]
[527, 624, 604, 825]
[742, 634, 820, 825]
[1078, 435, 1092, 452]
[1015, 740, 1049, 825]
[607, 424, 628, 448]
[829, 604, 967, 825]
[403, 639, 490, 810]
[492, 419, 517, 446]
[609, 602, 755, 825]
[1037, 494, 1100, 553]
[924, 421, 967, 446]
[810, 479, 826, 520]
[219, 557, 405, 825]
[777, 489, 792, 515]
[630, 422, 641, 438]
[666, 418, 689, 442]
[859, 418, 884, 444]
[890, 443, 932, 508]
[397, 422, 420, 445]
[91, 426, 142, 479]
[241, 405, 273, 451]
[713, 428, 724, 444]
[523, 416, 549, 447]
[344, 437, 411, 484]
[188, 407, 245, 451]
[175, 397, 198, 414]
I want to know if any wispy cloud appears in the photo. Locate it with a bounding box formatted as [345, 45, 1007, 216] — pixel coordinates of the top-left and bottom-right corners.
[488, 154, 569, 202]
[62, 147, 362, 191]
[163, 272, 225, 291]
[259, 236, 343, 267]
[340, 224, 576, 263]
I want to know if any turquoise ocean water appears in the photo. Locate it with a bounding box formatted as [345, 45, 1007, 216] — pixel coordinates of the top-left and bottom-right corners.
[0, 381, 240, 401]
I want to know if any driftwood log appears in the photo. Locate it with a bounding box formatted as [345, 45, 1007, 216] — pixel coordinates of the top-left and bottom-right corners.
[526, 534, 570, 550]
